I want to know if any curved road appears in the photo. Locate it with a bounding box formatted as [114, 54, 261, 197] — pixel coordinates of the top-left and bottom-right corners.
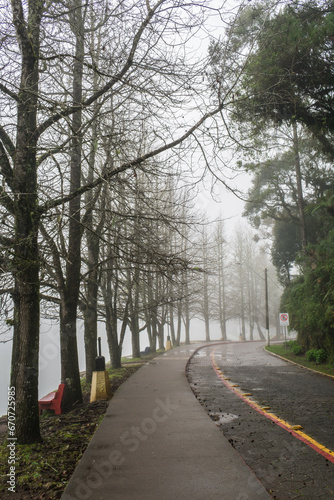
[186, 341, 334, 499]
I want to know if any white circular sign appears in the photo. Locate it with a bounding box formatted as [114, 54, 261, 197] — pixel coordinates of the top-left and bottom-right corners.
[279, 313, 289, 325]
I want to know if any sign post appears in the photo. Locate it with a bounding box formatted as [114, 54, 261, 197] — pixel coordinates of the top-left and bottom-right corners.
[279, 313, 289, 354]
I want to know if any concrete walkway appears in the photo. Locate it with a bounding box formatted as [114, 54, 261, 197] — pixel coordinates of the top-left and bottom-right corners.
[62, 344, 271, 500]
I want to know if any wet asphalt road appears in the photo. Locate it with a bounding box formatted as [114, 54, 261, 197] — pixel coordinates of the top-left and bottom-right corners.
[186, 341, 334, 499]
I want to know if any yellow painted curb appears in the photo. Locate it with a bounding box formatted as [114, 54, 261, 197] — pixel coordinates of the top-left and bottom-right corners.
[211, 346, 334, 463]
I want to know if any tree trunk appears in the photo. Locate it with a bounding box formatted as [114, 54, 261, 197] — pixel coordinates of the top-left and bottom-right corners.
[129, 276, 141, 358]
[12, 215, 41, 442]
[216, 224, 227, 341]
[60, 0, 84, 409]
[169, 302, 176, 346]
[203, 273, 210, 342]
[130, 314, 141, 358]
[10, 0, 44, 443]
[83, 189, 105, 383]
[106, 304, 122, 369]
[175, 300, 182, 346]
[256, 322, 265, 341]
[218, 276, 227, 341]
[83, 297, 98, 384]
[156, 276, 164, 350]
[184, 297, 190, 345]
[147, 273, 157, 352]
[83, 124, 100, 383]
[60, 299, 82, 410]
[239, 270, 246, 341]
[202, 232, 211, 342]
[248, 276, 254, 341]
[158, 319, 165, 350]
[103, 266, 122, 369]
[293, 121, 308, 249]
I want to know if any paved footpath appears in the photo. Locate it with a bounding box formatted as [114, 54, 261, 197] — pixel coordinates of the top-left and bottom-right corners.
[62, 343, 271, 500]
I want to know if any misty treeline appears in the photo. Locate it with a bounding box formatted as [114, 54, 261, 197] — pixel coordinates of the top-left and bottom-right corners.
[208, 0, 334, 360]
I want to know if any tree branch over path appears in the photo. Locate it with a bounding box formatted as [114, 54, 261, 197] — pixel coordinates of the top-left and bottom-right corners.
[39, 101, 225, 214]
[0, 125, 16, 160]
[34, 0, 166, 140]
[0, 82, 20, 103]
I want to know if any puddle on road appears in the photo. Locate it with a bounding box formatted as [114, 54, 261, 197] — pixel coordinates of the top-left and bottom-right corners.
[195, 350, 209, 358]
[209, 412, 239, 425]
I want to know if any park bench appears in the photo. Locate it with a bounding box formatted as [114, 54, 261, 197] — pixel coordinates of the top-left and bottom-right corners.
[38, 383, 65, 415]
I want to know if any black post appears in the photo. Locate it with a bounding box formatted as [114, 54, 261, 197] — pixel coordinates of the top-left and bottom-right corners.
[95, 336, 105, 371]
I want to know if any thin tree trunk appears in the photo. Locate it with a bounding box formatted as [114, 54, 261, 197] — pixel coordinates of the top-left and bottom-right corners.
[184, 297, 190, 345]
[158, 319, 165, 350]
[129, 274, 141, 358]
[106, 304, 122, 369]
[169, 302, 176, 346]
[256, 322, 265, 341]
[175, 300, 182, 346]
[248, 273, 254, 341]
[203, 272, 210, 342]
[60, 0, 84, 409]
[293, 121, 308, 249]
[147, 272, 157, 352]
[83, 294, 98, 384]
[239, 268, 246, 341]
[216, 224, 227, 341]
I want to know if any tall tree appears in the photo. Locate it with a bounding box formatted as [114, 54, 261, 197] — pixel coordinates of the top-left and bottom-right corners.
[9, 0, 45, 443]
[59, 0, 85, 411]
[214, 219, 228, 340]
[229, 1, 334, 154]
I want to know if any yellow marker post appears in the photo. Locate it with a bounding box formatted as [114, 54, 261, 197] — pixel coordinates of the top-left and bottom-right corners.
[165, 339, 172, 351]
[90, 370, 112, 402]
[90, 336, 112, 403]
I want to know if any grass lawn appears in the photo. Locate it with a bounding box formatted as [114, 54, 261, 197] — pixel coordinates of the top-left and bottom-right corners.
[265, 343, 334, 377]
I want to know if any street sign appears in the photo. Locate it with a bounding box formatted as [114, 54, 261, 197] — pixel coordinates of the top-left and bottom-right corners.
[279, 313, 289, 326]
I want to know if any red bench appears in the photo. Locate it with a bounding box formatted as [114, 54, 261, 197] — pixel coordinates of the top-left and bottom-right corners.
[38, 383, 65, 415]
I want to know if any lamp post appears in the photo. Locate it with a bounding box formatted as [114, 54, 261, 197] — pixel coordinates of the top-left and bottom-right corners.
[265, 268, 270, 347]
[236, 261, 270, 345]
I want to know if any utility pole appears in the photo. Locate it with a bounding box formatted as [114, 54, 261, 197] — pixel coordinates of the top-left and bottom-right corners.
[265, 268, 270, 346]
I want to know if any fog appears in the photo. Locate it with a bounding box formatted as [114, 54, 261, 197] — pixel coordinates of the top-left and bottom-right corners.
[0, 185, 252, 417]
[0, 317, 248, 417]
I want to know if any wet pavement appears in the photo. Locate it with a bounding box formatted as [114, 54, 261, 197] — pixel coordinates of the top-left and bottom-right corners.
[62, 343, 271, 500]
[186, 341, 334, 499]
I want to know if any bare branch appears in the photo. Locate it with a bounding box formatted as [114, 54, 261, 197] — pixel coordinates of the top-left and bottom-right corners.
[39, 101, 224, 214]
[0, 82, 20, 102]
[35, 0, 166, 140]
[0, 125, 15, 159]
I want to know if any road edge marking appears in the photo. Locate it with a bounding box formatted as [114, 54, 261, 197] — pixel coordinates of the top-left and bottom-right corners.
[210, 347, 334, 465]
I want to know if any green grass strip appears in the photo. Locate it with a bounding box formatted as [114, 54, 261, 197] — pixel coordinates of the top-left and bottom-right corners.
[266, 344, 334, 377]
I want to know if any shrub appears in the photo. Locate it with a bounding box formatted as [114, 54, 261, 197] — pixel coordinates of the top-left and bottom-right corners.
[288, 340, 299, 350]
[291, 343, 303, 355]
[315, 349, 328, 364]
[306, 349, 317, 362]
